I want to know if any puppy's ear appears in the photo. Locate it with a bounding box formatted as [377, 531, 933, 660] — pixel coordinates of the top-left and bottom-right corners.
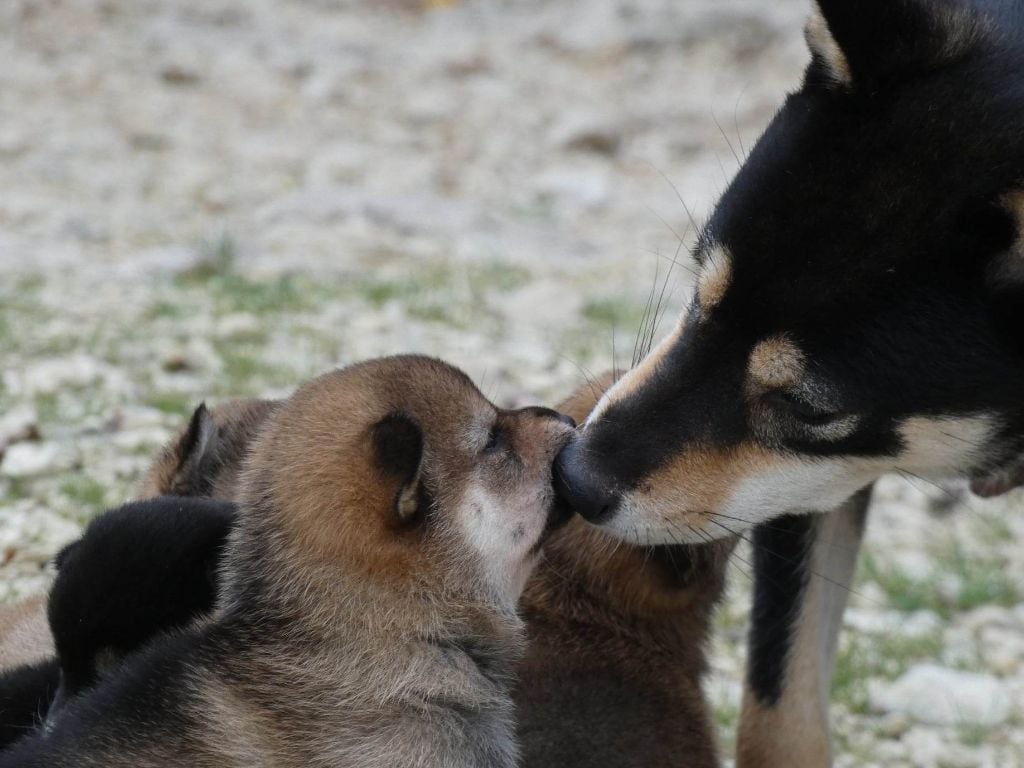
[166, 403, 219, 495]
[52, 540, 81, 572]
[806, 0, 987, 90]
[372, 413, 426, 525]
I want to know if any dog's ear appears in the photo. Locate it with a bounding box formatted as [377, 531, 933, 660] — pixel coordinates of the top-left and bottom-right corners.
[371, 413, 427, 526]
[805, 0, 988, 89]
[986, 191, 1024, 347]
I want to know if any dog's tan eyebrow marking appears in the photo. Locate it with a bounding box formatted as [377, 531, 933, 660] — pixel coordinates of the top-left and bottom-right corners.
[990, 190, 1024, 287]
[747, 335, 806, 393]
[804, 11, 852, 86]
[696, 246, 732, 313]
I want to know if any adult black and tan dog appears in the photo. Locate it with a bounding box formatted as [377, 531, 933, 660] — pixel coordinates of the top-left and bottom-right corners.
[554, 0, 1024, 765]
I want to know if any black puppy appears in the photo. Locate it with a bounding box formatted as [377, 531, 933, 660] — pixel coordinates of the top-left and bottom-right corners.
[0, 662, 59, 750]
[0, 496, 234, 744]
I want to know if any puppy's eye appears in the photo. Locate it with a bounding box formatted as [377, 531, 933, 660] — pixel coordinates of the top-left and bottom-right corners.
[483, 425, 506, 454]
[765, 390, 842, 426]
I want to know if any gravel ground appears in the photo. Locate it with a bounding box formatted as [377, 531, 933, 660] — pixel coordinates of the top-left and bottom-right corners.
[2, 0, 1023, 765]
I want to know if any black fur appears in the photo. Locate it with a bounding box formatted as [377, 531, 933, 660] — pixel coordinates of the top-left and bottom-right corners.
[0, 628, 209, 767]
[746, 514, 816, 706]
[558, 0, 1024, 526]
[0, 660, 59, 751]
[373, 413, 424, 481]
[47, 496, 235, 710]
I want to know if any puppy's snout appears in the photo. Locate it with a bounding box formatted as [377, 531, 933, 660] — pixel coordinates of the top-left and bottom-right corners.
[518, 406, 576, 429]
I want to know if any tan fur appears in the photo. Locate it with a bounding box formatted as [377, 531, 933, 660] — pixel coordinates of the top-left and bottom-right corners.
[736, 491, 868, 768]
[804, 10, 851, 86]
[635, 442, 781, 536]
[137, 398, 280, 502]
[696, 245, 733, 312]
[747, 335, 806, 393]
[517, 372, 732, 768]
[0, 595, 53, 669]
[134, 377, 727, 768]
[89, 356, 568, 768]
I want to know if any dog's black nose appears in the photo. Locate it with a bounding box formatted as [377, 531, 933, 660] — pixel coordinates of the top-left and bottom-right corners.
[552, 438, 618, 523]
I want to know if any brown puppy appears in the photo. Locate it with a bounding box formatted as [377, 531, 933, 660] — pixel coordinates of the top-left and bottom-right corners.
[137, 398, 281, 501]
[2, 356, 574, 768]
[144, 377, 732, 767]
[516, 375, 733, 768]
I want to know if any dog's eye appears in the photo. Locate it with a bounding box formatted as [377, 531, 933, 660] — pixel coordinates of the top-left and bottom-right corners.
[765, 390, 842, 426]
[483, 425, 506, 454]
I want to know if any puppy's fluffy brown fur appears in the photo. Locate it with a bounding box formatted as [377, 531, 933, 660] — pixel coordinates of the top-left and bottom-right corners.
[142, 375, 730, 767]
[1, 356, 573, 768]
[137, 398, 280, 501]
[516, 374, 732, 768]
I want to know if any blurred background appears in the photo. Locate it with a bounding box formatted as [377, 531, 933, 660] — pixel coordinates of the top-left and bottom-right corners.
[1, 0, 1022, 764]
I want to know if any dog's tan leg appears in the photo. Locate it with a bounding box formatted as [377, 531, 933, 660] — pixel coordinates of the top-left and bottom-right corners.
[735, 487, 870, 768]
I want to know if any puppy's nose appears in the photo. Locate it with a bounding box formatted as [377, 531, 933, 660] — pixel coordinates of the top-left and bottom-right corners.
[552, 438, 619, 523]
[519, 406, 576, 428]
[554, 412, 577, 428]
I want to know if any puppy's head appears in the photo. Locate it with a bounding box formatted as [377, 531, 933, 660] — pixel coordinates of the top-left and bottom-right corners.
[46, 496, 236, 714]
[138, 398, 280, 501]
[555, 0, 1024, 544]
[242, 356, 575, 609]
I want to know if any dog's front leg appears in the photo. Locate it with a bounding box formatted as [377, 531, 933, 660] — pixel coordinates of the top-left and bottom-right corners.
[735, 486, 871, 768]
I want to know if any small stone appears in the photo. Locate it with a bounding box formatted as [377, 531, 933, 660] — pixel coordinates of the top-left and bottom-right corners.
[0, 404, 39, 449]
[963, 605, 1017, 633]
[160, 63, 201, 86]
[215, 313, 262, 340]
[937, 745, 985, 768]
[112, 428, 172, 453]
[936, 573, 964, 604]
[870, 664, 1011, 727]
[845, 608, 941, 638]
[549, 111, 623, 155]
[534, 165, 611, 208]
[0, 442, 78, 478]
[876, 712, 912, 738]
[979, 625, 1024, 675]
[20, 355, 104, 396]
[901, 727, 946, 765]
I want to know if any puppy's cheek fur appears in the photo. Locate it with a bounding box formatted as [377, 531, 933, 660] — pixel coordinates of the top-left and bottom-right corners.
[597, 414, 998, 545]
[460, 484, 551, 603]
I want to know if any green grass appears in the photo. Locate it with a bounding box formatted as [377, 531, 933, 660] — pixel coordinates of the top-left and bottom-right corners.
[713, 697, 740, 731]
[146, 391, 197, 417]
[862, 543, 1021, 620]
[3, 477, 33, 502]
[832, 630, 945, 714]
[34, 393, 60, 425]
[958, 722, 990, 748]
[180, 233, 238, 282]
[59, 473, 108, 515]
[581, 297, 645, 331]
